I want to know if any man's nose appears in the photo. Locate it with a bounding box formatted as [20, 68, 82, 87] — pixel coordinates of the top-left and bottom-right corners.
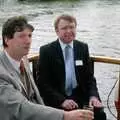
[25, 37, 31, 44]
[66, 27, 72, 32]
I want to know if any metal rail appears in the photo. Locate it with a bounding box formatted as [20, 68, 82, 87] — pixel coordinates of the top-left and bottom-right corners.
[28, 53, 120, 80]
[28, 53, 120, 64]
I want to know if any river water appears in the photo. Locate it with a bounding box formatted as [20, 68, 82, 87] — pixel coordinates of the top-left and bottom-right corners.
[0, 0, 120, 119]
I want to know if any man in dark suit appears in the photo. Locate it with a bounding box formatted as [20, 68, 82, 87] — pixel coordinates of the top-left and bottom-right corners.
[37, 14, 106, 120]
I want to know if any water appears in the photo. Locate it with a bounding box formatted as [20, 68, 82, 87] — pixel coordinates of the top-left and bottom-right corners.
[0, 0, 120, 119]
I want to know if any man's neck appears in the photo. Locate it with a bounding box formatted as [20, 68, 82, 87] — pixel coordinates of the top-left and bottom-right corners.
[5, 49, 22, 62]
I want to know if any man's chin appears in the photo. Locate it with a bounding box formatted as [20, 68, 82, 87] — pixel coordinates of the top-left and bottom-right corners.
[65, 39, 73, 43]
[23, 51, 29, 56]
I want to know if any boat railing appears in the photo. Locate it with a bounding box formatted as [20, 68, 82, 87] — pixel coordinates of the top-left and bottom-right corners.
[28, 53, 120, 81]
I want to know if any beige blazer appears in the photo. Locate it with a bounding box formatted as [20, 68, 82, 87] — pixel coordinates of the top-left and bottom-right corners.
[0, 50, 63, 120]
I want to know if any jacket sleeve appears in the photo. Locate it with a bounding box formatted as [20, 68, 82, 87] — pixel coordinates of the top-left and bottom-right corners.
[0, 73, 64, 120]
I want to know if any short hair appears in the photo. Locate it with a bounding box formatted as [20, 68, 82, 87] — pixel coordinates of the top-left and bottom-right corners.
[2, 16, 34, 47]
[54, 14, 77, 30]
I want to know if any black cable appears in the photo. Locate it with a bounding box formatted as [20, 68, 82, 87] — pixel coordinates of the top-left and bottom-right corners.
[107, 77, 118, 119]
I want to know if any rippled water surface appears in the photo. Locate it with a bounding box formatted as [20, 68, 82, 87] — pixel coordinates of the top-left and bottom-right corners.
[0, 0, 120, 119]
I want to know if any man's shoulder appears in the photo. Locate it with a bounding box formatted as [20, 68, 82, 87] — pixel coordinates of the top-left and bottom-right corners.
[0, 51, 5, 63]
[0, 52, 9, 76]
[74, 40, 88, 46]
[40, 40, 58, 50]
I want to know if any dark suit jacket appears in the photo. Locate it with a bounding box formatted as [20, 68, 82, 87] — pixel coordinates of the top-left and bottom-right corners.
[37, 40, 100, 109]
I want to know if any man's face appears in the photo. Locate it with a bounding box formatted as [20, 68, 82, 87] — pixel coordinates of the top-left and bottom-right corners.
[56, 19, 76, 44]
[5, 28, 32, 60]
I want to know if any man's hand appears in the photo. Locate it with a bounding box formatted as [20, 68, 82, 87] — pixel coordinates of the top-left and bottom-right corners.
[61, 99, 78, 110]
[64, 109, 94, 120]
[89, 96, 103, 108]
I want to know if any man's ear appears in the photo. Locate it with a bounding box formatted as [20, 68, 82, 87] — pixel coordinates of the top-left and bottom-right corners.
[55, 29, 59, 35]
[4, 37, 9, 46]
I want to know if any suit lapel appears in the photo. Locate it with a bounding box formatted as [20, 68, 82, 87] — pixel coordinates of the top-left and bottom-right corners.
[53, 40, 66, 91]
[1, 51, 29, 96]
[22, 56, 44, 104]
[55, 40, 64, 61]
[73, 41, 81, 82]
[73, 40, 79, 61]
[53, 40, 65, 73]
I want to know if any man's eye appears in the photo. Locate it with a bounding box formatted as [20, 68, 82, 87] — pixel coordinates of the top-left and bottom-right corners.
[70, 26, 75, 29]
[19, 34, 25, 38]
[61, 27, 67, 30]
[18, 34, 32, 38]
[61, 26, 75, 30]
[29, 34, 32, 38]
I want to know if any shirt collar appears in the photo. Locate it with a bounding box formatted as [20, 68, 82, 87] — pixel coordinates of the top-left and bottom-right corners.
[4, 50, 20, 72]
[59, 39, 73, 51]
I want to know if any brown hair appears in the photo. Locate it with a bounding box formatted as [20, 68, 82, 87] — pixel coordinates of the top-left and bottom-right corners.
[54, 14, 77, 30]
[2, 16, 34, 47]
